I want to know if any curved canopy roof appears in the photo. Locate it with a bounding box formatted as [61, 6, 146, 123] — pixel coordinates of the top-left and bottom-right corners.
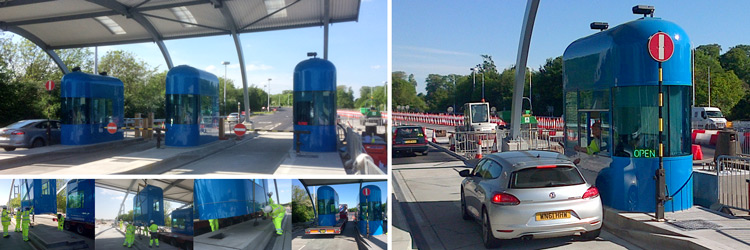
[96, 179, 194, 204]
[0, 0, 360, 49]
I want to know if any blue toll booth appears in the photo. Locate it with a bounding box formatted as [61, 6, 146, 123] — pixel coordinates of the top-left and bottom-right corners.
[20, 179, 57, 214]
[134, 185, 164, 227]
[165, 65, 220, 147]
[358, 185, 383, 236]
[563, 16, 693, 212]
[194, 179, 268, 220]
[66, 179, 95, 235]
[293, 55, 337, 152]
[316, 185, 338, 227]
[171, 207, 194, 236]
[60, 72, 124, 145]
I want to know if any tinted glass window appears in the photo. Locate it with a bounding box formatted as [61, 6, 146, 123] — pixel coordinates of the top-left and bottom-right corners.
[61, 97, 89, 124]
[485, 160, 502, 179]
[5, 120, 35, 129]
[510, 166, 585, 188]
[706, 111, 723, 118]
[294, 91, 335, 126]
[472, 159, 487, 176]
[395, 127, 423, 138]
[166, 94, 198, 124]
[470, 104, 489, 123]
[67, 191, 84, 209]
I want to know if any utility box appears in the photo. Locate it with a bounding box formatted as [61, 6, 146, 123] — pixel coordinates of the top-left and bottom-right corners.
[715, 129, 740, 159]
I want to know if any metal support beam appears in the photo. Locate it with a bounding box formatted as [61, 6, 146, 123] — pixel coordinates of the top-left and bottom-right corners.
[86, 0, 173, 69]
[510, 0, 539, 139]
[323, 0, 330, 60]
[117, 179, 137, 220]
[240, 0, 303, 30]
[214, 1, 252, 124]
[274, 179, 280, 204]
[162, 179, 185, 192]
[0, 24, 69, 74]
[5, 179, 14, 208]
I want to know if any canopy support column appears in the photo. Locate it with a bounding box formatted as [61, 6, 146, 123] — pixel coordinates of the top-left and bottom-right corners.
[510, 0, 539, 139]
[323, 0, 330, 60]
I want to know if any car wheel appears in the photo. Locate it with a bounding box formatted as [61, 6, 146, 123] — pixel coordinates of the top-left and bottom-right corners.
[31, 138, 45, 148]
[580, 228, 601, 240]
[3, 147, 15, 152]
[64, 221, 71, 231]
[482, 209, 500, 248]
[461, 191, 470, 220]
[421, 150, 428, 156]
[77, 224, 85, 235]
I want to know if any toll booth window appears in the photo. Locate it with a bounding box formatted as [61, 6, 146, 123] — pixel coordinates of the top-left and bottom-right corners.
[154, 201, 160, 212]
[470, 104, 489, 123]
[255, 182, 267, 207]
[62, 97, 89, 124]
[359, 201, 383, 221]
[666, 86, 692, 156]
[317, 198, 337, 215]
[294, 91, 335, 126]
[67, 191, 84, 209]
[91, 98, 113, 124]
[200, 96, 217, 128]
[612, 86, 659, 157]
[167, 94, 198, 124]
[172, 218, 185, 230]
[41, 181, 50, 195]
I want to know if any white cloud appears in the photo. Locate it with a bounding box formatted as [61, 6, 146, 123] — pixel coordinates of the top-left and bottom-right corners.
[111, 195, 124, 200]
[246, 64, 273, 71]
[98, 188, 121, 196]
[205, 65, 217, 72]
[370, 65, 381, 69]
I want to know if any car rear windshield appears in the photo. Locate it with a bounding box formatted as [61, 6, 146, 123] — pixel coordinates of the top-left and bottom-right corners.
[396, 127, 423, 138]
[5, 120, 35, 129]
[510, 166, 585, 188]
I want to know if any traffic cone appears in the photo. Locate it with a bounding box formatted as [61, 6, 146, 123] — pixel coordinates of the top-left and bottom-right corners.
[475, 139, 483, 159]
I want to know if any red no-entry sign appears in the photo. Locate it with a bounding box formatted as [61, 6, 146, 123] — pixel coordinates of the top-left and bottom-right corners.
[45, 80, 55, 91]
[362, 188, 370, 196]
[648, 32, 674, 62]
[234, 123, 247, 136]
[106, 122, 117, 134]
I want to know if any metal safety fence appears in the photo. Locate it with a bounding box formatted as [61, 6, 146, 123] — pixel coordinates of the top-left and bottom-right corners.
[716, 155, 750, 213]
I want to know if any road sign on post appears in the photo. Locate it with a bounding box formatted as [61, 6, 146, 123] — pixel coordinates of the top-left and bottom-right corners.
[648, 32, 674, 62]
[45, 80, 55, 91]
[107, 122, 117, 134]
[362, 188, 370, 196]
[234, 123, 247, 137]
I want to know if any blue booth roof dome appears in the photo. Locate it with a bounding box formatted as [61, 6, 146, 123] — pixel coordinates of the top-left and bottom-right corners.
[563, 17, 691, 90]
[166, 65, 219, 95]
[294, 57, 336, 72]
[61, 71, 123, 87]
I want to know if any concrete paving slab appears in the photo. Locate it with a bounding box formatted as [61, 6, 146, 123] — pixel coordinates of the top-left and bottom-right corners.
[29, 214, 93, 250]
[392, 193, 415, 250]
[1, 220, 35, 250]
[0, 137, 144, 168]
[275, 150, 347, 175]
[605, 206, 750, 250]
[292, 221, 359, 250]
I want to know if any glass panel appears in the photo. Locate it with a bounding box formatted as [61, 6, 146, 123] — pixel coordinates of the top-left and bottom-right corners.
[41, 181, 50, 195]
[564, 91, 578, 150]
[470, 103, 489, 123]
[510, 166, 585, 188]
[166, 94, 198, 124]
[486, 160, 502, 179]
[67, 191, 83, 209]
[667, 86, 692, 156]
[62, 97, 89, 124]
[153, 201, 160, 212]
[294, 91, 335, 126]
[612, 86, 659, 158]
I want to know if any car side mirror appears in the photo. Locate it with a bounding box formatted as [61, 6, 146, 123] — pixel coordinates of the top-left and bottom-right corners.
[458, 169, 471, 177]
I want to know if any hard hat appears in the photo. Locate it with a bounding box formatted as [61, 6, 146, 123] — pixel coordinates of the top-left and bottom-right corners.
[1, 205, 6, 209]
[268, 192, 273, 196]
[263, 205, 272, 213]
[150, 220, 154, 224]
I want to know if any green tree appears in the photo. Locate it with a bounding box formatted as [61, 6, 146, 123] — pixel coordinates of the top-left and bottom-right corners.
[531, 57, 564, 116]
[694, 46, 745, 116]
[392, 71, 426, 111]
[336, 85, 355, 109]
[98, 50, 158, 117]
[291, 185, 314, 223]
[57, 179, 67, 213]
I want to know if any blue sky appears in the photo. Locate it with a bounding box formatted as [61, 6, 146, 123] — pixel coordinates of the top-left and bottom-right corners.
[394, 0, 750, 93]
[292, 179, 388, 208]
[79, 0, 387, 97]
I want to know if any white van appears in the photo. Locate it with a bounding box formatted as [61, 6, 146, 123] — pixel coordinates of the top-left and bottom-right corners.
[692, 107, 727, 130]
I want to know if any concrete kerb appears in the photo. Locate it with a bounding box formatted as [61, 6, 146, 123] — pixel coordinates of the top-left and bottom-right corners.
[427, 141, 468, 161]
[0, 137, 145, 167]
[391, 170, 444, 250]
[602, 207, 709, 250]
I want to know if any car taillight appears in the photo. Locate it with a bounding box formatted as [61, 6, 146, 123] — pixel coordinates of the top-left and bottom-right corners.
[582, 187, 599, 199]
[393, 129, 397, 143]
[536, 165, 557, 169]
[491, 193, 520, 205]
[11, 130, 25, 135]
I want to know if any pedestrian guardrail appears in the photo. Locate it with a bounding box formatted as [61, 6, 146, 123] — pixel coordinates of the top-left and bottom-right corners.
[343, 127, 384, 175]
[716, 155, 750, 213]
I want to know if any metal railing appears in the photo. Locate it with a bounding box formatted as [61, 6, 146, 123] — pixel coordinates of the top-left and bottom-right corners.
[716, 155, 750, 213]
[450, 131, 498, 159]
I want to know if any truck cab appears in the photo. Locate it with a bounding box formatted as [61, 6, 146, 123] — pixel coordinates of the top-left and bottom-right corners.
[692, 107, 727, 129]
[459, 102, 497, 132]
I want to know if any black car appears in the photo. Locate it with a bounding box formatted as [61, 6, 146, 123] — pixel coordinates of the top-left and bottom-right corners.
[392, 125, 428, 156]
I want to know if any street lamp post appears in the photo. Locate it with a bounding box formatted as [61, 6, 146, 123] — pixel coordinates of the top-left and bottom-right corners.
[452, 75, 456, 114]
[222, 61, 230, 116]
[528, 67, 532, 108]
[267, 78, 272, 111]
[479, 64, 485, 102]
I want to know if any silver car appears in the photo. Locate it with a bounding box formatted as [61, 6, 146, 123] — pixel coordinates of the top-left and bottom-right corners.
[0, 119, 61, 151]
[459, 150, 602, 248]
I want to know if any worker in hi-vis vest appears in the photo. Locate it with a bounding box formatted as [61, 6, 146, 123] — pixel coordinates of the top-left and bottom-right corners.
[123, 222, 135, 248]
[21, 207, 30, 241]
[14, 208, 21, 232]
[56, 213, 64, 231]
[1, 206, 10, 238]
[209, 218, 219, 232]
[148, 220, 159, 248]
[264, 203, 285, 236]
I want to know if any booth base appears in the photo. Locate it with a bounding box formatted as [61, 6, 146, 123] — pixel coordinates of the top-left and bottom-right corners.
[28, 215, 91, 250]
[274, 150, 346, 175]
